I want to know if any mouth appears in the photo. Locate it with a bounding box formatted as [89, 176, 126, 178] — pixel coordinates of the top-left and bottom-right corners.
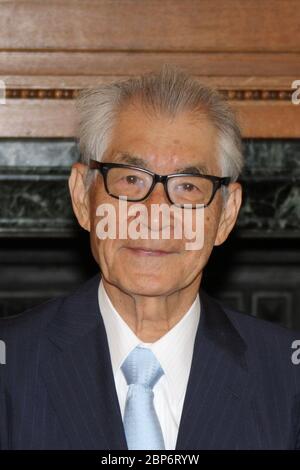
[124, 246, 177, 257]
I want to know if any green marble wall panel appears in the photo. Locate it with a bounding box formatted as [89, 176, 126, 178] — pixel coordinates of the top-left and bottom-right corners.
[0, 138, 299, 238]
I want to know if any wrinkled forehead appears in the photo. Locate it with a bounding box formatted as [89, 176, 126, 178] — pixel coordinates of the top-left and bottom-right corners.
[103, 105, 221, 175]
[104, 151, 211, 176]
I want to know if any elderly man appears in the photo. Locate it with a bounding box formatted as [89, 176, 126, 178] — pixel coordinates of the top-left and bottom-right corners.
[1, 66, 300, 450]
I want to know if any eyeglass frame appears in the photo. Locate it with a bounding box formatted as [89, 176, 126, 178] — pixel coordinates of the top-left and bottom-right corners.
[88, 158, 231, 208]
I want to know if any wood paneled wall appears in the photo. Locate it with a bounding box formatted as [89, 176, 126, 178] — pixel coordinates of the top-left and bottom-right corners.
[0, 0, 299, 138]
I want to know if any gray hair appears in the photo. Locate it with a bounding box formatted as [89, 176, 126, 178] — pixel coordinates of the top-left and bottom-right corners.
[76, 65, 244, 194]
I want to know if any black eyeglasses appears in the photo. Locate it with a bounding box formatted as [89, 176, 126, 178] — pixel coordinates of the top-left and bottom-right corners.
[88, 159, 231, 208]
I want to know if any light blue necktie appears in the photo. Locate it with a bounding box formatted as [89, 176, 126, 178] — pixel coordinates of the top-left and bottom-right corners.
[121, 345, 165, 450]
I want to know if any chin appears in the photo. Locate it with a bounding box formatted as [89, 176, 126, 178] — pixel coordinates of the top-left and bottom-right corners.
[117, 272, 175, 297]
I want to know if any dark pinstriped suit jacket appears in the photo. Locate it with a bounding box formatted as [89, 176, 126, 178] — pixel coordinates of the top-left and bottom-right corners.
[1, 272, 300, 449]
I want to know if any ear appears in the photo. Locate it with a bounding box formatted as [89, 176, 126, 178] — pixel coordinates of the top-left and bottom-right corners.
[68, 163, 91, 231]
[214, 182, 242, 246]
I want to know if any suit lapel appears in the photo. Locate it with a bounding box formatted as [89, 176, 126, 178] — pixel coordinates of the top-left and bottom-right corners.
[175, 289, 249, 450]
[40, 273, 128, 450]
[41, 273, 249, 450]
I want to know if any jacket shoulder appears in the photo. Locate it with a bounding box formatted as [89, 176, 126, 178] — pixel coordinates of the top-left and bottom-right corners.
[223, 302, 300, 345]
[0, 273, 101, 341]
[0, 296, 64, 341]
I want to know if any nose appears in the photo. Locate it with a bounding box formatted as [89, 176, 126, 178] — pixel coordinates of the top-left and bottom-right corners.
[140, 182, 172, 233]
[143, 181, 170, 207]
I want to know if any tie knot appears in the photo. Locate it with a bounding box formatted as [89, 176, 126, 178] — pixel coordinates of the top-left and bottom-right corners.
[121, 345, 164, 390]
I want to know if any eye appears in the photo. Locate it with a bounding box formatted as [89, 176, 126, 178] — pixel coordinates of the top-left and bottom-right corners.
[123, 175, 144, 186]
[183, 183, 197, 192]
[176, 182, 201, 192]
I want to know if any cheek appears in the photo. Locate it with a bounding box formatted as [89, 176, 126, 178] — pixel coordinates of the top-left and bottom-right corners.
[204, 213, 214, 239]
[204, 203, 222, 240]
[88, 201, 120, 270]
[91, 237, 123, 280]
[181, 208, 218, 251]
[179, 208, 221, 273]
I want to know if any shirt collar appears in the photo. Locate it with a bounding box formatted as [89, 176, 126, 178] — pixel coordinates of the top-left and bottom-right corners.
[98, 278, 200, 405]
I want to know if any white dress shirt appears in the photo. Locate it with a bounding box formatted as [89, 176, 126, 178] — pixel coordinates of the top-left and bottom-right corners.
[98, 279, 201, 450]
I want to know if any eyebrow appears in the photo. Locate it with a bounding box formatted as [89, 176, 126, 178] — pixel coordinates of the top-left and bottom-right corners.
[110, 152, 209, 175]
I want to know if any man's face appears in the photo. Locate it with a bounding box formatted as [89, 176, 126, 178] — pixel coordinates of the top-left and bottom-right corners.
[70, 104, 242, 297]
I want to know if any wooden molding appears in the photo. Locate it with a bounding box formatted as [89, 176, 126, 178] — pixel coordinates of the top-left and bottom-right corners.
[1, 97, 299, 138]
[1, 1, 300, 52]
[0, 1, 299, 138]
[3, 88, 294, 101]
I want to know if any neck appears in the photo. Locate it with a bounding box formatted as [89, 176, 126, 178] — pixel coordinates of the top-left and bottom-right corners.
[102, 276, 201, 342]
